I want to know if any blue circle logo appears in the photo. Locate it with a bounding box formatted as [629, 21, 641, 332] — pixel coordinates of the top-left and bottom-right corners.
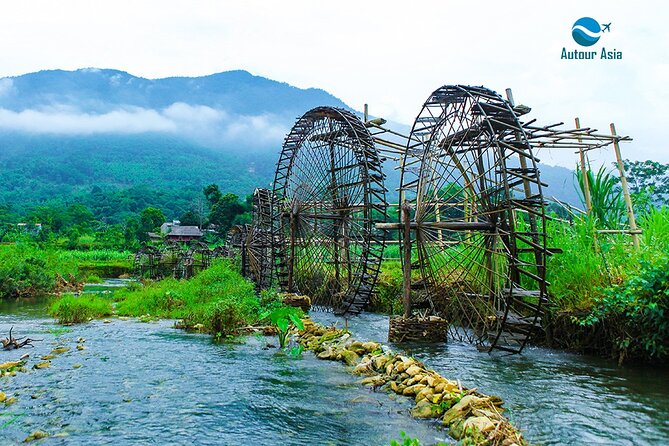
[572, 17, 601, 46]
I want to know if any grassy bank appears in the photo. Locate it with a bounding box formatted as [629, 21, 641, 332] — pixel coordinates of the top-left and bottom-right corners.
[0, 243, 132, 299]
[546, 208, 669, 363]
[57, 249, 132, 279]
[46, 258, 284, 338]
[114, 260, 279, 337]
[49, 294, 113, 323]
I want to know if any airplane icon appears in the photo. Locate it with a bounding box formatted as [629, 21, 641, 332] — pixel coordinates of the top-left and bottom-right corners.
[602, 23, 611, 32]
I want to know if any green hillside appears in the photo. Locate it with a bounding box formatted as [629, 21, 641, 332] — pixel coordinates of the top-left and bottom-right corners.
[0, 133, 273, 222]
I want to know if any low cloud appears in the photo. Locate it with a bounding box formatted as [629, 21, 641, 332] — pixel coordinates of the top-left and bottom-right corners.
[0, 102, 289, 149]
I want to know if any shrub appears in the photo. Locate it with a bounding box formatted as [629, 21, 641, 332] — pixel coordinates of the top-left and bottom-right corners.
[49, 295, 113, 324]
[581, 255, 669, 363]
[185, 291, 261, 338]
[115, 260, 263, 336]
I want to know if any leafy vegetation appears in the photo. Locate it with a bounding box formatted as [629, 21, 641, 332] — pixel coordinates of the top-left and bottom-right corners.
[388, 431, 448, 446]
[624, 159, 669, 206]
[49, 294, 113, 323]
[260, 306, 304, 348]
[576, 166, 626, 229]
[579, 255, 669, 363]
[114, 260, 278, 337]
[0, 243, 132, 298]
[389, 432, 421, 446]
[546, 164, 669, 363]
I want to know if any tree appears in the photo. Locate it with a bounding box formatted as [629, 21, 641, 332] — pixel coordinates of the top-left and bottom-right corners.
[204, 184, 223, 207]
[139, 207, 166, 233]
[124, 215, 142, 248]
[67, 204, 96, 231]
[179, 210, 200, 226]
[27, 204, 71, 233]
[208, 193, 245, 234]
[623, 159, 669, 207]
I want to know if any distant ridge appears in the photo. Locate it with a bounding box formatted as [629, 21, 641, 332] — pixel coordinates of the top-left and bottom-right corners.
[0, 68, 580, 219]
[0, 68, 349, 115]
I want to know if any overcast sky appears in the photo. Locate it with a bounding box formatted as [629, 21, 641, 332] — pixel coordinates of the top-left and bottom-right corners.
[0, 0, 667, 168]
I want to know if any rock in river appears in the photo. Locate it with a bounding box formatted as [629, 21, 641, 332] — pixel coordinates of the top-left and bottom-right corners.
[51, 346, 70, 354]
[24, 431, 49, 442]
[340, 349, 360, 366]
[411, 399, 437, 419]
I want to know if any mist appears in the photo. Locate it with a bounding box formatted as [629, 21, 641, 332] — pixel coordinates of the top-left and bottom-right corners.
[0, 102, 289, 150]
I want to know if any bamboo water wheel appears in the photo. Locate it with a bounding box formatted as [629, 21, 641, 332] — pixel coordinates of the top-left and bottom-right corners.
[272, 107, 387, 315]
[132, 245, 162, 279]
[399, 85, 549, 353]
[247, 188, 274, 290]
[224, 224, 252, 277]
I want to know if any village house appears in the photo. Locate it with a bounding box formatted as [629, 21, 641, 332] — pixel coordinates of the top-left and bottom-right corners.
[159, 220, 203, 242]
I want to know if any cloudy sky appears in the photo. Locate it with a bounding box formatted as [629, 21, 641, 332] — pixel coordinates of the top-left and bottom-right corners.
[0, 0, 667, 168]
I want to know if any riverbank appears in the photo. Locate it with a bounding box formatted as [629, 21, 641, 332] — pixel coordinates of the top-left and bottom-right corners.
[0, 243, 132, 299]
[367, 211, 669, 365]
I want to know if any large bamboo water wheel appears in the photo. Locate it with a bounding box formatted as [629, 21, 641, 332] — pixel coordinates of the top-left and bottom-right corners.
[399, 85, 549, 353]
[221, 190, 273, 290]
[273, 107, 387, 315]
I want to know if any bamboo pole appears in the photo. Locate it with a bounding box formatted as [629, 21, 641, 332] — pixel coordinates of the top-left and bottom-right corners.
[596, 229, 642, 234]
[434, 194, 443, 244]
[575, 117, 593, 215]
[402, 201, 412, 318]
[610, 123, 640, 249]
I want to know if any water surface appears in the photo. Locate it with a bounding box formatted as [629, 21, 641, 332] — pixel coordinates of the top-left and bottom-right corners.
[1, 292, 668, 445]
[315, 312, 669, 445]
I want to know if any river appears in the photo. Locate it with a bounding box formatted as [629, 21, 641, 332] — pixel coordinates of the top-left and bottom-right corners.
[0, 287, 667, 445]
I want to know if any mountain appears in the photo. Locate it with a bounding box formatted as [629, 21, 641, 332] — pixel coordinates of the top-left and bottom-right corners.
[0, 68, 580, 222]
[0, 68, 347, 116]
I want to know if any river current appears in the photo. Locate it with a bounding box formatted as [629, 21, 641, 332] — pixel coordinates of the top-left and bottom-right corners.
[1, 291, 667, 445]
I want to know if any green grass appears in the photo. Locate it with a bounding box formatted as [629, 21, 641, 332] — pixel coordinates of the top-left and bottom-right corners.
[54, 249, 132, 262]
[49, 294, 113, 324]
[0, 243, 133, 298]
[114, 260, 276, 337]
[547, 206, 669, 310]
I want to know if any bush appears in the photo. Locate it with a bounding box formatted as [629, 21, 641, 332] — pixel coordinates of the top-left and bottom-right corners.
[49, 295, 113, 324]
[0, 256, 54, 298]
[581, 255, 669, 363]
[188, 293, 261, 339]
[115, 260, 263, 336]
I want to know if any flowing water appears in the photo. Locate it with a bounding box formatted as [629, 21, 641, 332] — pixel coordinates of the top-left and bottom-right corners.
[0, 284, 667, 445]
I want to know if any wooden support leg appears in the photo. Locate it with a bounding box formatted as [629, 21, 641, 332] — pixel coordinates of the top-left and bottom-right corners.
[402, 201, 412, 319]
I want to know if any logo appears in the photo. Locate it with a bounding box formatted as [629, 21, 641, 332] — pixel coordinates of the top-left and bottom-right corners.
[561, 17, 621, 60]
[571, 17, 601, 46]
